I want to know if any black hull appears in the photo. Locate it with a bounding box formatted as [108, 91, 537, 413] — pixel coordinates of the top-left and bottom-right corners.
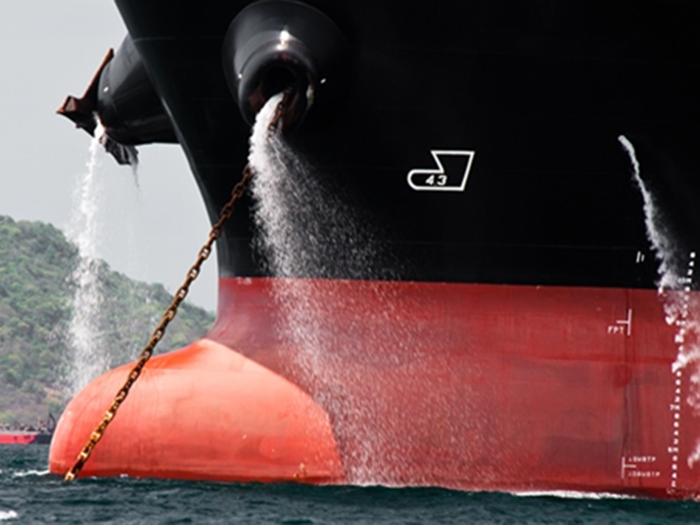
[111, 0, 700, 290]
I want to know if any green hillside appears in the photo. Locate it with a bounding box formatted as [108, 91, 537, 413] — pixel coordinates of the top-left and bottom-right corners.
[0, 215, 215, 426]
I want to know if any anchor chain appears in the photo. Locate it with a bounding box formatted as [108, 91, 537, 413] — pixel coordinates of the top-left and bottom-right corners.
[64, 92, 290, 481]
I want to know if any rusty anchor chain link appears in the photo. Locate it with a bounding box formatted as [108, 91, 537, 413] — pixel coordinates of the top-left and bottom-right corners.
[64, 91, 291, 481]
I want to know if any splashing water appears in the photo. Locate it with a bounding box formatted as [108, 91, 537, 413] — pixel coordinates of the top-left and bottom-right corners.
[249, 95, 402, 387]
[618, 135, 682, 292]
[65, 123, 109, 395]
[248, 96, 469, 485]
[249, 95, 396, 281]
[619, 135, 700, 466]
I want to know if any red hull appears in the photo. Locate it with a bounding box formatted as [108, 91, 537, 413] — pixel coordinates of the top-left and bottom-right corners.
[0, 433, 49, 445]
[50, 278, 700, 498]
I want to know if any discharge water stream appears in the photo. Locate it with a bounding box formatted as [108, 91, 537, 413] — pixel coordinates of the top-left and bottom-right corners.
[65, 125, 109, 395]
[64, 124, 141, 396]
[619, 135, 700, 468]
[247, 95, 463, 485]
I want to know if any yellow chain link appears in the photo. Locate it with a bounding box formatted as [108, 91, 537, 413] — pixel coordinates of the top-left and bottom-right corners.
[64, 92, 290, 481]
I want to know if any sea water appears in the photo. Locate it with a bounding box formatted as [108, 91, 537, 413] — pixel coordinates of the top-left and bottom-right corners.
[1, 445, 699, 524]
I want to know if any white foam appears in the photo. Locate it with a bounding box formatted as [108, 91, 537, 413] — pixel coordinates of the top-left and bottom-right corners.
[12, 469, 49, 478]
[0, 511, 18, 522]
[514, 490, 634, 500]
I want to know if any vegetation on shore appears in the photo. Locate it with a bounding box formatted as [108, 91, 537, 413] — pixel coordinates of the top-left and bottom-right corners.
[0, 215, 215, 426]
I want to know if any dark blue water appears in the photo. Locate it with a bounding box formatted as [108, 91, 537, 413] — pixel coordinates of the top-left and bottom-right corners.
[2, 445, 700, 524]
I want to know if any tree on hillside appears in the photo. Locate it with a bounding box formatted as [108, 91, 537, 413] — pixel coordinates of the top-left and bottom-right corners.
[0, 215, 215, 425]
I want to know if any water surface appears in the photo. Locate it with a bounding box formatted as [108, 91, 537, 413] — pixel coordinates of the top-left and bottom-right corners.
[2, 445, 699, 524]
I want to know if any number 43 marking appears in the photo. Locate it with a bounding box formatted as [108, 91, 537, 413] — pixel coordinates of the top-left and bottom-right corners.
[407, 150, 475, 192]
[425, 174, 448, 186]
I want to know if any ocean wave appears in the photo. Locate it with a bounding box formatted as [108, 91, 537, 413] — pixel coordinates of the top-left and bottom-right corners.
[0, 510, 18, 522]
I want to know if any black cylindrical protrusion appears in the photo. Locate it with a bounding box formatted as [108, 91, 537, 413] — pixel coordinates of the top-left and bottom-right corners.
[58, 34, 176, 164]
[222, 0, 349, 131]
[96, 35, 177, 145]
